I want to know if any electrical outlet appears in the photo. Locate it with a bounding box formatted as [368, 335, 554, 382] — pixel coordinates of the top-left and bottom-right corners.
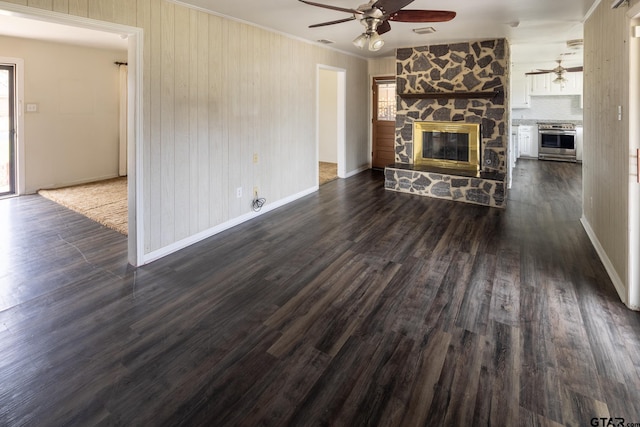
[253, 153, 258, 163]
[236, 187, 242, 198]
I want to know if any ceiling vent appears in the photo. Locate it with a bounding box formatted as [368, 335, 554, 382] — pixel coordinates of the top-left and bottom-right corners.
[317, 39, 334, 45]
[566, 39, 583, 50]
[412, 26, 436, 35]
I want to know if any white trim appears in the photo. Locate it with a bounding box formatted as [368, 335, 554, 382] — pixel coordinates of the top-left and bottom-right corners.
[317, 65, 347, 179]
[129, 31, 144, 267]
[581, 216, 639, 310]
[0, 56, 24, 195]
[0, 1, 145, 267]
[627, 6, 640, 309]
[142, 186, 319, 265]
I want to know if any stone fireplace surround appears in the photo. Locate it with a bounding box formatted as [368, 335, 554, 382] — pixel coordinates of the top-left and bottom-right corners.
[384, 39, 509, 208]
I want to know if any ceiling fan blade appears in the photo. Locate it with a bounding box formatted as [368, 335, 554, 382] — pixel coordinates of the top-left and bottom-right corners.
[388, 9, 456, 22]
[565, 66, 583, 72]
[298, 0, 362, 15]
[309, 16, 356, 28]
[372, 0, 414, 14]
[525, 71, 551, 75]
[377, 20, 391, 35]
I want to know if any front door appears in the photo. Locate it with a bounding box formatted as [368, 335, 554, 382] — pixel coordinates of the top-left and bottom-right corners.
[372, 77, 396, 169]
[0, 64, 16, 197]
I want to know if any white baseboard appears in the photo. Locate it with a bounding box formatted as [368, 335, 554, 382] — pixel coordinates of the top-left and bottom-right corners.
[580, 215, 632, 308]
[143, 185, 319, 265]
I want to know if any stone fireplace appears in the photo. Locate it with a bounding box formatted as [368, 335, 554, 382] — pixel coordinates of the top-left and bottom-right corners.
[384, 39, 509, 208]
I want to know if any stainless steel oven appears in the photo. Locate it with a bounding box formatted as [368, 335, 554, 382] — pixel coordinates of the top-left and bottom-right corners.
[538, 123, 577, 162]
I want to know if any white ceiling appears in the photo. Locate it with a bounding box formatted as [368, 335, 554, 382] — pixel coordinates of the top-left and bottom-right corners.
[177, 0, 597, 70]
[0, 0, 598, 70]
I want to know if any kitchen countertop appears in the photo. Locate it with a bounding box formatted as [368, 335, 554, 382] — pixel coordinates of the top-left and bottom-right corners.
[512, 119, 583, 126]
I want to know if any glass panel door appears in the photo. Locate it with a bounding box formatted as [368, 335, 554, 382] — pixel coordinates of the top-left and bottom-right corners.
[0, 65, 15, 196]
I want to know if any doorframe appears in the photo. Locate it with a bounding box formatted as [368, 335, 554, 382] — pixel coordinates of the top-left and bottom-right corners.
[0, 58, 24, 196]
[316, 64, 346, 180]
[627, 3, 640, 308]
[0, 2, 144, 267]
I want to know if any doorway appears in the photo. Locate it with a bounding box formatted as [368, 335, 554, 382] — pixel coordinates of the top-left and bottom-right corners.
[317, 65, 346, 185]
[372, 76, 396, 169]
[0, 64, 15, 197]
[0, 2, 143, 266]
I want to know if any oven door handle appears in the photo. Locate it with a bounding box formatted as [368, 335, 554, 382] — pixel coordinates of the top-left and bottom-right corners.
[539, 130, 576, 136]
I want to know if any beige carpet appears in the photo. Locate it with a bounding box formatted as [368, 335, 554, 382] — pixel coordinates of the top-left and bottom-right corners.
[319, 162, 338, 185]
[38, 177, 128, 235]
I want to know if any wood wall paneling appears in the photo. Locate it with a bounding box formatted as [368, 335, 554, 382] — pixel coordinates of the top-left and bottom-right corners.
[7, 0, 369, 255]
[52, 0, 67, 13]
[27, 0, 52, 10]
[584, 2, 631, 291]
[148, 0, 162, 251]
[174, 4, 190, 241]
[68, 0, 87, 16]
[368, 56, 396, 77]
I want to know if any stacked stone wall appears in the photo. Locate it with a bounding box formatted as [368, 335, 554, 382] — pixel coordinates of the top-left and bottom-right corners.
[385, 38, 510, 208]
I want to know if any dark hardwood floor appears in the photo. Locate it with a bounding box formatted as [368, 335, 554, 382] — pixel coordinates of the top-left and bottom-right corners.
[1, 159, 639, 426]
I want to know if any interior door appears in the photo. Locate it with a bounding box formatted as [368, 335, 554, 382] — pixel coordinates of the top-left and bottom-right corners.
[0, 64, 15, 196]
[372, 77, 396, 169]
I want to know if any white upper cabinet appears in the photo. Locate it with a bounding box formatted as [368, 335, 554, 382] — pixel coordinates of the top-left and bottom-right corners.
[528, 72, 583, 96]
[510, 67, 530, 108]
[511, 72, 530, 108]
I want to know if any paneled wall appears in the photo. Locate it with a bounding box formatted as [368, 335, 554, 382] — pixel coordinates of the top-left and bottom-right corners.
[368, 56, 395, 77]
[2, 0, 369, 256]
[583, 0, 640, 305]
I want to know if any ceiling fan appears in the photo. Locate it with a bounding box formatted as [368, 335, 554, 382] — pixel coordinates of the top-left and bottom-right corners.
[299, 0, 456, 51]
[525, 60, 583, 84]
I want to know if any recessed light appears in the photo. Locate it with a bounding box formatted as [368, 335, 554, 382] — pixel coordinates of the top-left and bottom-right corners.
[412, 27, 436, 35]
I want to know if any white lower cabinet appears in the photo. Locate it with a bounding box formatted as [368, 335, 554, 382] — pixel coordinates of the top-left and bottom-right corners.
[517, 125, 538, 158]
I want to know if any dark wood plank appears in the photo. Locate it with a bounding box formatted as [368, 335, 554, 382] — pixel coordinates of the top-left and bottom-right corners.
[0, 159, 639, 425]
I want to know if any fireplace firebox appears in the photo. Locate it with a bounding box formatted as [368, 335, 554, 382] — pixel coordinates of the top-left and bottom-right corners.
[413, 121, 480, 173]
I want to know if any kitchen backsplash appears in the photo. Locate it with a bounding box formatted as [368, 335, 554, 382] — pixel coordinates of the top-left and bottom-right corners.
[512, 95, 583, 122]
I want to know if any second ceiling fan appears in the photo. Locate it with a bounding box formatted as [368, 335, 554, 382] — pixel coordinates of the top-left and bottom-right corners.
[526, 60, 583, 84]
[299, 0, 456, 51]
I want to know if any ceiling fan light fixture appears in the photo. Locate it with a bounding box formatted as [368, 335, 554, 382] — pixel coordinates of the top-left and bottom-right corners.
[552, 74, 567, 84]
[368, 32, 384, 51]
[353, 33, 368, 49]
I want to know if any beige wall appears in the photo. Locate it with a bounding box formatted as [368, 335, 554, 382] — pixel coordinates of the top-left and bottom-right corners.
[1, 0, 369, 255]
[0, 35, 125, 192]
[583, 0, 640, 307]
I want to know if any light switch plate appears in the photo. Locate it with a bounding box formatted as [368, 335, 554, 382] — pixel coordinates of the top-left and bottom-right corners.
[26, 103, 38, 112]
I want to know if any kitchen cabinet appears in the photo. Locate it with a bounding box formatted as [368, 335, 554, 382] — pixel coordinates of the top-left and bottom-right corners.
[518, 125, 538, 158]
[528, 71, 583, 96]
[511, 73, 530, 108]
